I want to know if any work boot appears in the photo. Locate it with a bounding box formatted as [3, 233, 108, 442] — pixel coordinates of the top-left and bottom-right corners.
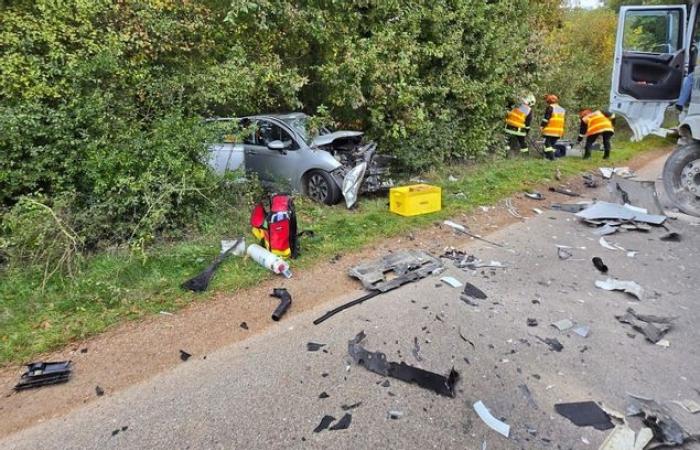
[583, 149, 591, 160]
[603, 151, 610, 160]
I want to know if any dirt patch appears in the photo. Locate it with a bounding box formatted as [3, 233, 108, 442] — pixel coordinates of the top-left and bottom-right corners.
[0, 148, 672, 438]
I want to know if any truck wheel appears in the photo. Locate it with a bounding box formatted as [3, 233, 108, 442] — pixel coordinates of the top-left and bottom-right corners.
[662, 142, 700, 217]
[306, 170, 340, 205]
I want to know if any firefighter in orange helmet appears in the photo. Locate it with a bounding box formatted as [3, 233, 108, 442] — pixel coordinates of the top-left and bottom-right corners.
[577, 109, 616, 159]
[540, 94, 566, 161]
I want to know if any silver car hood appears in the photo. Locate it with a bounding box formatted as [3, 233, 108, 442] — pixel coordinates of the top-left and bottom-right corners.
[311, 131, 363, 147]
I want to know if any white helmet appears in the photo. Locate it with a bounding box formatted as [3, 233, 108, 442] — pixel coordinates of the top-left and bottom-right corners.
[523, 93, 536, 106]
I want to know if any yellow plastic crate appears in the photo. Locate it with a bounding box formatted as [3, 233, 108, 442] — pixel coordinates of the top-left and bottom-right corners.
[389, 184, 442, 217]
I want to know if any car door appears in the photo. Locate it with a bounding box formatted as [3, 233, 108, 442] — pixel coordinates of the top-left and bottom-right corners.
[610, 5, 688, 141]
[243, 119, 304, 190]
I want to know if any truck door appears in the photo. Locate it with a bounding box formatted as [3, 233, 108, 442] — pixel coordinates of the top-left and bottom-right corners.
[610, 5, 688, 140]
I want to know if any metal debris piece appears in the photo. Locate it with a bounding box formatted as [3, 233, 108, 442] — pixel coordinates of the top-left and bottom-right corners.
[441, 276, 463, 288]
[552, 319, 574, 332]
[626, 397, 689, 446]
[576, 202, 666, 225]
[329, 413, 352, 430]
[313, 415, 336, 433]
[595, 278, 643, 300]
[307, 342, 326, 352]
[608, 177, 664, 216]
[505, 198, 523, 218]
[525, 192, 544, 200]
[555, 401, 614, 431]
[600, 167, 634, 179]
[592, 257, 608, 273]
[443, 220, 506, 248]
[594, 224, 619, 236]
[615, 308, 676, 343]
[463, 283, 487, 300]
[348, 332, 459, 398]
[660, 232, 681, 242]
[558, 247, 573, 260]
[549, 186, 581, 197]
[348, 250, 442, 292]
[14, 361, 72, 391]
[473, 401, 510, 438]
[550, 203, 590, 213]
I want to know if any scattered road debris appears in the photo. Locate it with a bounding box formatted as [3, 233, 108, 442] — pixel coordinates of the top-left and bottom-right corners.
[505, 198, 523, 219]
[599, 425, 653, 450]
[313, 415, 336, 433]
[463, 283, 487, 300]
[179, 350, 192, 362]
[615, 308, 676, 343]
[527, 318, 538, 327]
[388, 410, 404, 420]
[660, 232, 681, 242]
[473, 400, 510, 438]
[599, 237, 620, 251]
[549, 186, 581, 197]
[557, 247, 573, 260]
[537, 337, 564, 352]
[576, 202, 666, 225]
[14, 361, 72, 391]
[341, 402, 362, 411]
[270, 288, 292, 321]
[518, 384, 539, 409]
[307, 342, 326, 352]
[443, 220, 506, 248]
[239, 322, 249, 330]
[532, 208, 543, 215]
[551, 203, 590, 213]
[329, 413, 352, 431]
[554, 401, 614, 431]
[318, 392, 329, 399]
[111, 426, 129, 437]
[181, 237, 242, 292]
[412, 337, 423, 362]
[582, 173, 599, 188]
[552, 319, 574, 332]
[314, 251, 442, 325]
[595, 278, 643, 300]
[600, 167, 634, 179]
[525, 192, 544, 200]
[95, 386, 105, 397]
[441, 276, 463, 288]
[592, 257, 608, 273]
[627, 396, 691, 446]
[572, 324, 590, 338]
[594, 224, 619, 236]
[672, 399, 700, 414]
[348, 331, 459, 398]
[607, 177, 664, 216]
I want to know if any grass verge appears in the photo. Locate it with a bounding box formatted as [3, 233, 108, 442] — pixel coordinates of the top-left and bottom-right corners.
[0, 136, 672, 365]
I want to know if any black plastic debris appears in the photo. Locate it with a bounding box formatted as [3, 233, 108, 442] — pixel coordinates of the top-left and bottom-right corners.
[14, 361, 72, 391]
[348, 332, 459, 398]
[518, 384, 538, 409]
[615, 308, 676, 343]
[313, 415, 336, 433]
[181, 238, 241, 292]
[239, 322, 249, 330]
[307, 342, 326, 352]
[537, 337, 563, 352]
[319, 392, 330, 399]
[179, 350, 192, 361]
[412, 337, 423, 362]
[270, 288, 292, 321]
[95, 385, 105, 397]
[660, 232, 681, 242]
[592, 257, 608, 274]
[463, 283, 487, 300]
[111, 425, 129, 437]
[381, 380, 390, 388]
[527, 318, 538, 327]
[554, 401, 613, 431]
[628, 396, 690, 446]
[341, 402, 362, 411]
[549, 186, 580, 197]
[329, 413, 352, 431]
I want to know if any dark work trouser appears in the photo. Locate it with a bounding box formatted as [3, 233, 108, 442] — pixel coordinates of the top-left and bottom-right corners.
[584, 131, 614, 159]
[507, 134, 528, 153]
[543, 136, 559, 160]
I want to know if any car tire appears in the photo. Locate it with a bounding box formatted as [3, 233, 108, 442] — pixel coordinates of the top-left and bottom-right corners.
[306, 170, 341, 205]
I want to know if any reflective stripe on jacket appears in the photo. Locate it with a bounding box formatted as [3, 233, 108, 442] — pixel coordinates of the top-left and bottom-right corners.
[542, 104, 566, 138]
[582, 110, 614, 137]
[505, 103, 531, 133]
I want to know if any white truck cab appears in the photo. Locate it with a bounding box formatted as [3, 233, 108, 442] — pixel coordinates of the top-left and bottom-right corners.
[612, 0, 700, 216]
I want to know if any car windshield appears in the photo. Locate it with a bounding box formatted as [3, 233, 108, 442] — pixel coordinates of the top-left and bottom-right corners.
[283, 116, 332, 145]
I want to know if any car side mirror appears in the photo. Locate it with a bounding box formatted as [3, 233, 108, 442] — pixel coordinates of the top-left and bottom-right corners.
[267, 140, 287, 152]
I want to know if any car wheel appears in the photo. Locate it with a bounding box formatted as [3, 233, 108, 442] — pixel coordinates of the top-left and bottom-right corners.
[306, 170, 341, 205]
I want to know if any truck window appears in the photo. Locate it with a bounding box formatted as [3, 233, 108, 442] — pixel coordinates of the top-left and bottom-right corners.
[623, 9, 682, 54]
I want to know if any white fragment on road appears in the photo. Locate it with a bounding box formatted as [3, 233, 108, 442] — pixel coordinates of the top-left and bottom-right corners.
[473, 401, 510, 438]
[532, 208, 543, 215]
[626, 251, 638, 258]
[159, 311, 173, 316]
[599, 237, 619, 251]
[595, 278, 644, 300]
[441, 276, 463, 288]
[673, 399, 700, 414]
[656, 339, 671, 348]
[573, 324, 591, 338]
[599, 425, 653, 450]
[552, 319, 574, 331]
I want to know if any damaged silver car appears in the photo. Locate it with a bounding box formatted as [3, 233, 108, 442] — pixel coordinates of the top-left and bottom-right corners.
[207, 113, 392, 207]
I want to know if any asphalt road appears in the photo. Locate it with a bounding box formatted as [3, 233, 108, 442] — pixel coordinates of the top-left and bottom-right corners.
[3, 157, 700, 450]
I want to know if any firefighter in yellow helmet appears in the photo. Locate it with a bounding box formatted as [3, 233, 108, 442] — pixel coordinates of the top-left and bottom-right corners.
[504, 93, 535, 155]
[577, 109, 616, 160]
[540, 94, 566, 161]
